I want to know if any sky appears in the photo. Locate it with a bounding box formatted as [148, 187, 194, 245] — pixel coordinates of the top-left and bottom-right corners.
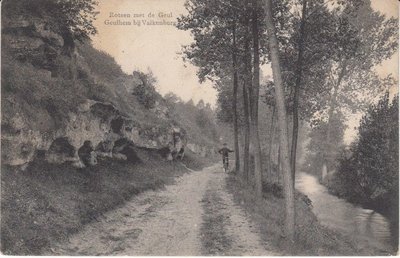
[91, 0, 217, 106]
[91, 0, 398, 143]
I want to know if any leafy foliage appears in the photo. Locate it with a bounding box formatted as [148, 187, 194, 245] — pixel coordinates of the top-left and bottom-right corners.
[77, 42, 124, 82]
[303, 112, 347, 176]
[195, 107, 218, 140]
[177, 0, 258, 83]
[164, 92, 183, 105]
[329, 93, 399, 210]
[166, 98, 219, 145]
[132, 70, 159, 109]
[3, 0, 98, 44]
[314, 0, 398, 121]
[57, 0, 99, 41]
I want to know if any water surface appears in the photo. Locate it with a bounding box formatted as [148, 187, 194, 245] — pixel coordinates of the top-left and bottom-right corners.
[296, 172, 394, 254]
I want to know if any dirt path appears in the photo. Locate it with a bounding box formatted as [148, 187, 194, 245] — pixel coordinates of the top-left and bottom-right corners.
[46, 164, 278, 256]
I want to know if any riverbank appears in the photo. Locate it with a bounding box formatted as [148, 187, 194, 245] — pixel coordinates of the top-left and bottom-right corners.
[323, 176, 399, 251]
[226, 174, 386, 255]
[1, 149, 213, 255]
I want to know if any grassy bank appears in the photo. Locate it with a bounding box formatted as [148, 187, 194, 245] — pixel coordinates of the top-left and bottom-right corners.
[1, 148, 213, 255]
[226, 175, 386, 256]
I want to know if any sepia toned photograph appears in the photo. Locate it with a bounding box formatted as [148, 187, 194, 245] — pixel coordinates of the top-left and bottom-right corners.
[1, 0, 398, 256]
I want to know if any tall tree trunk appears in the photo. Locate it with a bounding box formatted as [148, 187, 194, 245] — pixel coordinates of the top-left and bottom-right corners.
[291, 0, 308, 186]
[267, 105, 276, 177]
[322, 85, 338, 179]
[264, 0, 295, 243]
[242, 80, 251, 182]
[277, 144, 281, 184]
[323, 62, 347, 179]
[251, 0, 263, 197]
[244, 18, 254, 183]
[232, 23, 241, 174]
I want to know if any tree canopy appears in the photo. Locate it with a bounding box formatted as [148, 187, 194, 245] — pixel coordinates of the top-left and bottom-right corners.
[3, 0, 99, 43]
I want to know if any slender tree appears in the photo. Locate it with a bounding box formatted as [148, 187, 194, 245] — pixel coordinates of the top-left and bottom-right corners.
[250, 0, 264, 197]
[242, 77, 251, 181]
[232, 22, 241, 173]
[241, 13, 253, 182]
[290, 0, 307, 184]
[264, 0, 295, 242]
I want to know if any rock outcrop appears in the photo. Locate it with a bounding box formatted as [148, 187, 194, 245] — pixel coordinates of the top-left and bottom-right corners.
[2, 16, 65, 72]
[2, 98, 185, 167]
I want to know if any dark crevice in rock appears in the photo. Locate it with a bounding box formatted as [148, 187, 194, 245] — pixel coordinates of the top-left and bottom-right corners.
[113, 138, 141, 163]
[48, 137, 75, 157]
[90, 102, 119, 122]
[34, 149, 46, 160]
[111, 117, 124, 134]
[158, 147, 172, 159]
[78, 140, 96, 167]
[96, 140, 113, 153]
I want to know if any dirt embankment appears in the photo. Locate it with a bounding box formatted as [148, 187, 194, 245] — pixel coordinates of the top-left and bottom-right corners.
[1, 149, 212, 255]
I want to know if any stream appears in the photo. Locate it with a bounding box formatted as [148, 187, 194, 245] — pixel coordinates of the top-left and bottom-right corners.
[296, 172, 396, 254]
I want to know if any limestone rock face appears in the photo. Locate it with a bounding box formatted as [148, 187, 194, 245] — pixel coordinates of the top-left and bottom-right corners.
[2, 16, 64, 70]
[1, 99, 183, 166]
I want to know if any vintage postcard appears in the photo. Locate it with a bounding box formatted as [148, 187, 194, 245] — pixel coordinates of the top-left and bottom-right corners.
[1, 0, 398, 256]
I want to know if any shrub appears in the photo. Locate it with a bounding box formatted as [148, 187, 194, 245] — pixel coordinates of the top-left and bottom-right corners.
[132, 70, 158, 109]
[77, 43, 124, 83]
[331, 92, 399, 208]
